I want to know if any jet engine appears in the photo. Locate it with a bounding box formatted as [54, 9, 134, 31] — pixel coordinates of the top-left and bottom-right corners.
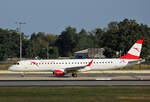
[54, 69, 66, 76]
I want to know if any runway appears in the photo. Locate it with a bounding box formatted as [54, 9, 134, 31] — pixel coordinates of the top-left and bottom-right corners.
[0, 72, 150, 80]
[0, 80, 150, 86]
[0, 70, 150, 86]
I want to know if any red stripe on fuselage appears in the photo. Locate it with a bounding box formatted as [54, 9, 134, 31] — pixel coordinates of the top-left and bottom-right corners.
[87, 59, 93, 66]
[117, 53, 139, 59]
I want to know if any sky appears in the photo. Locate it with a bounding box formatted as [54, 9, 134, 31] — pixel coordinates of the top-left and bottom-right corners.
[0, 0, 150, 35]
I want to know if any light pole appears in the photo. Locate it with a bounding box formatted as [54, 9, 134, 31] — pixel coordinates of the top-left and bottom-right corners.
[16, 22, 26, 60]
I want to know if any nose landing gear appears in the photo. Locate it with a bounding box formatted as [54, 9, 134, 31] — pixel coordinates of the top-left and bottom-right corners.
[21, 72, 25, 77]
[72, 73, 77, 77]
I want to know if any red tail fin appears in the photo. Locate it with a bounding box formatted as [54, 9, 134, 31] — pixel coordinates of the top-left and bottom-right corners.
[118, 40, 143, 59]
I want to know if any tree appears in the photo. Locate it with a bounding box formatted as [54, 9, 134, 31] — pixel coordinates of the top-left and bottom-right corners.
[56, 26, 77, 57]
[0, 18, 150, 60]
[26, 32, 58, 59]
[0, 29, 20, 60]
[74, 29, 91, 51]
[49, 47, 59, 58]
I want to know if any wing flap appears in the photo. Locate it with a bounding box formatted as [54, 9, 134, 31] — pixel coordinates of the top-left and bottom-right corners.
[65, 66, 85, 73]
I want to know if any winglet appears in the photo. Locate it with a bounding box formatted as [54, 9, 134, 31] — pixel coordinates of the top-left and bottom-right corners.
[87, 60, 93, 66]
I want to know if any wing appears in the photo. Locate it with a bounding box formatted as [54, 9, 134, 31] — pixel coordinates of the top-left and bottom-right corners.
[64, 59, 93, 73]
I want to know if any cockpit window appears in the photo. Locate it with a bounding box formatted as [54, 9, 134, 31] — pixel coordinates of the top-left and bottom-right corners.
[15, 63, 20, 65]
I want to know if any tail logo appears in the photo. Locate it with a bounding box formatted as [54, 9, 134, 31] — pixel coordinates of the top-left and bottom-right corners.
[31, 61, 39, 67]
[133, 47, 139, 52]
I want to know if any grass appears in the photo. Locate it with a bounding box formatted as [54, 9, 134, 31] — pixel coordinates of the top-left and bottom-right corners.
[0, 87, 150, 102]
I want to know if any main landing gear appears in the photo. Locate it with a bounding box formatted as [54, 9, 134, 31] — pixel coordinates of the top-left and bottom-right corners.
[21, 72, 25, 77]
[72, 73, 77, 77]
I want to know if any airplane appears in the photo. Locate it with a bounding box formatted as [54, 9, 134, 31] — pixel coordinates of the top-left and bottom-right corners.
[8, 40, 143, 77]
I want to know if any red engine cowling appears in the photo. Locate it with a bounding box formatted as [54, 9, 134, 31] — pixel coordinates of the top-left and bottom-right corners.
[54, 69, 65, 76]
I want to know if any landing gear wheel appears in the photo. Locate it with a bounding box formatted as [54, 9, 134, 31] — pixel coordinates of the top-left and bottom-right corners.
[72, 73, 77, 77]
[52, 72, 55, 77]
[21, 72, 25, 77]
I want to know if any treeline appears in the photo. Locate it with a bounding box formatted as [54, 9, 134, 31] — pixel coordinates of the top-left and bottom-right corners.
[0, 18, 150, 61]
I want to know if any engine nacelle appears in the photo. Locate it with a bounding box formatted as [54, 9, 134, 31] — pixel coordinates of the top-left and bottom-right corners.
[54, 69, 65, 76]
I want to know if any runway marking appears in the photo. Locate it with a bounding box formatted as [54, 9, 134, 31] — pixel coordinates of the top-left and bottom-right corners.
[96, 78, 112, 80]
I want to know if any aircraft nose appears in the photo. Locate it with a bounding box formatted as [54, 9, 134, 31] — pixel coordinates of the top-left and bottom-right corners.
[8, 66, 12, 71]
[8, 66, 14, 71]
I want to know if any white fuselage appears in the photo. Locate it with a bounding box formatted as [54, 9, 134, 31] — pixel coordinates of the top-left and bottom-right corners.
[8, 59, 131, 72]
